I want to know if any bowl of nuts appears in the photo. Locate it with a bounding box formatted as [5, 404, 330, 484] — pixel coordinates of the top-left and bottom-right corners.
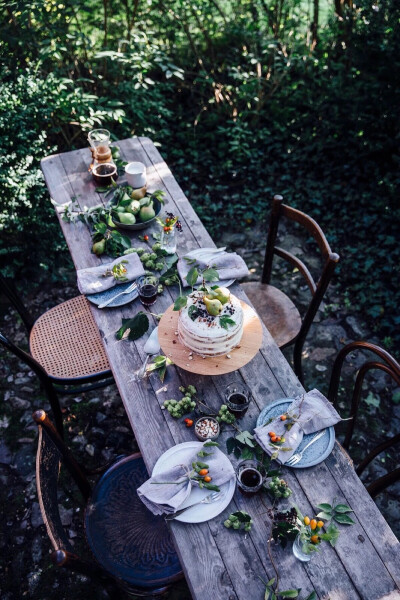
[194, 416, 220, 441]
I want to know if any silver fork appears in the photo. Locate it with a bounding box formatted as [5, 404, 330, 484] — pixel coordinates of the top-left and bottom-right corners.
[165, 491, 222, 521]
[285, 430, 327, 467]
[98, 282, 137, 309]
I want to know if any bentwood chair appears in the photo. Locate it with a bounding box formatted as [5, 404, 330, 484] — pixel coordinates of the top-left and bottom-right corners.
[34, 410, 183, 597]
[242, 195, 340, 384]
[0, 273, 114, 437]
[328, 341, 400, 498]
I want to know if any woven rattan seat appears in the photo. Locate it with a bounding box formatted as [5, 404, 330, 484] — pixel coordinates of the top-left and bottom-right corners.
[29, 295, 110, 379]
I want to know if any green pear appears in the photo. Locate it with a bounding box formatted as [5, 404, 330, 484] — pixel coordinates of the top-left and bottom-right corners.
[127, 200, 141, 215]
[117, 212, 136, 225]
[92, 239, 106, 255]
[204, 296, 223, 316]
[130, 186, 147, 200]
[115, 205, 126, 213]
[140, 204, 156, 222]
[213, 287, 230, 305]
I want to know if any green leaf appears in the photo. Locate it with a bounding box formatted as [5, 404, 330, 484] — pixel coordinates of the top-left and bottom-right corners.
[188, 305, 199, 321]
[158, 365, 167, 382]
[226, 437, 238, 455]
[219, 316, 236, 329]
[316, 511, 333, 520]
[203, 482, 220, 491]
[279, 590, 300, 598]
[316, 503, 333, 512]
[186, 266, 199, 287]
[266, 578, 276, 588]
[333, 504, 354, 513]
[115, 312, 149, 340]
[334, 513, 355, 525]
[231, 511, 251, 523]
[392, 390, 400, 405]
[202, 267, 219, 282]
[203, 441, 219, 447]
[304, 593, 317, 600]
[241, 446, 254, 460]
[364, 391, 380, 408]
[236, 430, 255, 447]
[174, 295, 188, 310]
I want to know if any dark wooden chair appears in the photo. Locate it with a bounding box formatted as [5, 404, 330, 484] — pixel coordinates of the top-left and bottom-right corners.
[0, 272, 114, 437]
[328, 341, 400, 498]
[242, 195, 339, 384]
[34, 409, 183, 597]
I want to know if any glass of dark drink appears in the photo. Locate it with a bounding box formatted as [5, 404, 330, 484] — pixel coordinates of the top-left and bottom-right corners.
[137, 275, 159, 307]
[236, 460, 265, 497]
[225, 382, 251, 418]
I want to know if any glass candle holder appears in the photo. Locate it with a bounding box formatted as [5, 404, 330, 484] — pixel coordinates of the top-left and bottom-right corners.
[236, 459, 265, 497]
[225, 382, 251, 418]
[137, 275, 159, 307]
[160, 227, 177, 255]
[292, 534, 313, 562]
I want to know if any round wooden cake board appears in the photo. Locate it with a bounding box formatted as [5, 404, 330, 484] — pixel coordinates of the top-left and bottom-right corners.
[158, 300, 263, 375]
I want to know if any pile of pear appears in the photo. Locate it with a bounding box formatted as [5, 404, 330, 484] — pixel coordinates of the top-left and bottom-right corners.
[203, 287, 231, 316]
[113, 187, 155, 226]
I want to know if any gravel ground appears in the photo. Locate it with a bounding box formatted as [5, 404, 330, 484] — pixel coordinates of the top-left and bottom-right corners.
[0, 225, 399, 599]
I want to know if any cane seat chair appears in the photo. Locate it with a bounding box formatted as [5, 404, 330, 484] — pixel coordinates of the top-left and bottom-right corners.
[242, 195, 340, 384]
[0, 273, 113, 436]
[328, 341, 400, 498]
[34, 410, 183, 597]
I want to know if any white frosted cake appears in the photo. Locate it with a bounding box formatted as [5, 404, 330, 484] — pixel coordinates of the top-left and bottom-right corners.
[178, 290, 244, 357]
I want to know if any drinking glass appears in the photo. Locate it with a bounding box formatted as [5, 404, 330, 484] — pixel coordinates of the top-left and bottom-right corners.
[137, 275, 159, 307]
[236, 459, 265, 497]
[225, 382, 251, 418]
[88, 129, 113, 164]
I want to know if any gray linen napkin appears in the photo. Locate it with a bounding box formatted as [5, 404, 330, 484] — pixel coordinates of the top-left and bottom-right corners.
[77, 253, 145, 295]
[253, 389, 341, 465]
[177, 247, 249, 287]
[137, 441, 235, 515]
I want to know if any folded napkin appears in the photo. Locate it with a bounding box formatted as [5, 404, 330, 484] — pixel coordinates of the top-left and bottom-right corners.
[177, 247, 249, 287]
[77, 253, 145, 295]
[137, 441, 234, 515]
[253, 389, 341, 465]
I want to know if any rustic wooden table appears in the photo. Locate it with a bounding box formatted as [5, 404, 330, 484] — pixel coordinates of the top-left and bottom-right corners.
[41, 137, 400, 600]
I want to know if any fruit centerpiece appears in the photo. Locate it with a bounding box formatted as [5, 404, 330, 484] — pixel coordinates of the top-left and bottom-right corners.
[111, 186, 164, 230]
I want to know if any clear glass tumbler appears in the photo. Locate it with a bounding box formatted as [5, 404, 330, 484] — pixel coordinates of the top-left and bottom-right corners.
[236, 459, 265, 497]
[88, 129, 113, 164]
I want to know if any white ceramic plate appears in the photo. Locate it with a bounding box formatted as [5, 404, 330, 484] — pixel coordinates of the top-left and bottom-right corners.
[152, 441, 236, 523]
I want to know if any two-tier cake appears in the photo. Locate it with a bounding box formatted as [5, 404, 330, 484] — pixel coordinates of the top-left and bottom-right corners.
[178, 288, 244, 357]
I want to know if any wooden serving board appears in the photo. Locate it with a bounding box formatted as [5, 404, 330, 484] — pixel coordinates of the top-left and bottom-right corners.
[158, 300, 263, 375]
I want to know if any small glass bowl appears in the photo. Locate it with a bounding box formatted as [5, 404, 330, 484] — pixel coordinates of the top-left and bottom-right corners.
[194, 417, 220, 441]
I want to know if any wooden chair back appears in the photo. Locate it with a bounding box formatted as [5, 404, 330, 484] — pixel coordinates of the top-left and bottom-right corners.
[262, 195, 340, 380]
[328, 341, 400, 497]
[33, 410, 108, 579]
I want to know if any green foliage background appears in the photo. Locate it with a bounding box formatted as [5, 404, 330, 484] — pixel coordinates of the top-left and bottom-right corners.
[1, 0, 399, 347]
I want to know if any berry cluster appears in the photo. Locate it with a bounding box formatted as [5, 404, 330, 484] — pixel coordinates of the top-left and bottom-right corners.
[224, 512, 253, 532]
[216, 404, 236, 425]
[302, 516, 325, 545]
[166, 211, 182, 232]
[162, 385, 197, 418]
[268, 476, 292, 499]
[273, 507, 298, 525]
